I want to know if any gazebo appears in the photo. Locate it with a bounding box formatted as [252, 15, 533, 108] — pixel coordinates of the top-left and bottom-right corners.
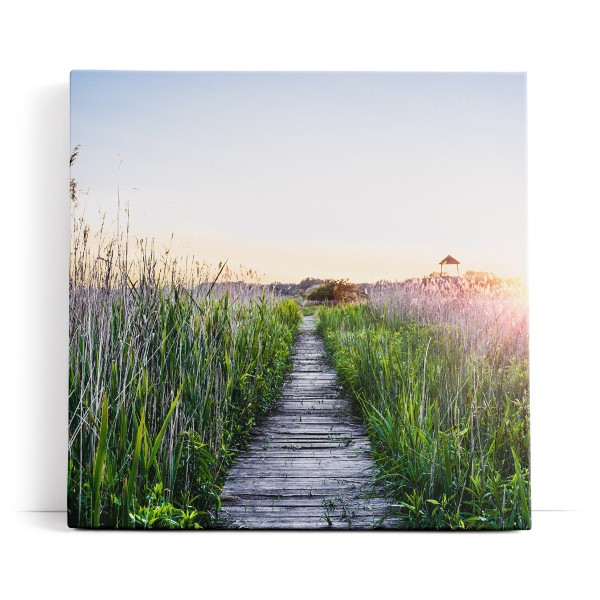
[439, 254, 460, 276]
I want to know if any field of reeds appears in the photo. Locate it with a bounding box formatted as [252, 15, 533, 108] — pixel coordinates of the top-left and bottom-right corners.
[68, 166, 301, 528]
[317, 275, 530, 530]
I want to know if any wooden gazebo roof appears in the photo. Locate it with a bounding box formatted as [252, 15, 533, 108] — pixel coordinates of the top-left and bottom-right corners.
[439, 255, 460, 266]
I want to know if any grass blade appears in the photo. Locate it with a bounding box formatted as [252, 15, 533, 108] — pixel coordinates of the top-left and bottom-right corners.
[92, 394, 109, 528]
[148, 386, 182, 471]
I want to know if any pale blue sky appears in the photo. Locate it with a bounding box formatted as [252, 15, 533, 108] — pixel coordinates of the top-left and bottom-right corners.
[71, 71, 527, 282]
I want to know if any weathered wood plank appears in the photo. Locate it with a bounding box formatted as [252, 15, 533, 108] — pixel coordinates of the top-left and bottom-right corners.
[223, 495, 390, 504]
[245, 440, 371, 446]
[224, 477, 369, 487]
[218, 516, 400, 530]
[225, 456, 375, 465]
[238, 451, 374, 459]
[226, 468, 376, 476]
[222, 490, 371, 501]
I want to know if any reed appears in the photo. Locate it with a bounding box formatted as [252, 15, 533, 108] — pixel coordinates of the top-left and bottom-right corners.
[69, 153, 301, 528]
[317, 277, 529, 530]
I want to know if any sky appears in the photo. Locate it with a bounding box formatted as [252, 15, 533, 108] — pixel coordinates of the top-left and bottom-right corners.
[70, 71, 527, 283]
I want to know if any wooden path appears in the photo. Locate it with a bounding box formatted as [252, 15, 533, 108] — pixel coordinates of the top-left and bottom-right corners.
[219, 315, 398, 529]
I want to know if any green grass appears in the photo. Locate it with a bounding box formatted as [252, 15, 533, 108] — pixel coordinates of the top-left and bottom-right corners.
[317, 291, 529, 530]
[69, 279, 301, 528]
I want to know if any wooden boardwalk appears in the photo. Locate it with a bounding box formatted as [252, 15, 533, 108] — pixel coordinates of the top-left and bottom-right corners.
[219, 315, 398, 529]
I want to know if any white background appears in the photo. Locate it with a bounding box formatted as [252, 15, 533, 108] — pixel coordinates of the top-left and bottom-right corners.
[1, 1, 598, 598]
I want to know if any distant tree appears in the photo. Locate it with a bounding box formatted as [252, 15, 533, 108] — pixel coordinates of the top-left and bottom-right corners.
[305, 279, 361, 304]
[306, 280, 336, 302]
[332, 279, 361, 304]
[298, 277, 325, 291]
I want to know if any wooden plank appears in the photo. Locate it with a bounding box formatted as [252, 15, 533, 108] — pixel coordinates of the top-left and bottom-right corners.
[243, 440, 371, 446]
[217, 517, 401, 530]
[248, 436, 368, 445]
[227, 470, 375, 479]
[237, 451, 374, 459]
[225, 480, 377, 490]
[223, 510, 395, 522]
[229, 458, 375, 466]
[221, 496, 396, 507]
[226, 458, 376, 467]
[257, 422, 365, 430]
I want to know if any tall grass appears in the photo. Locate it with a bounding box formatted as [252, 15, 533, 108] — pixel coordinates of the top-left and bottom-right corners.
[317, 277, 529, 530]
[69, 154, 301, 528]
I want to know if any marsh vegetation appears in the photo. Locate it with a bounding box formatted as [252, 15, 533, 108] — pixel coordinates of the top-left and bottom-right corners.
[69, 151, 528, 530]
[317, 276, 529, 529]
[68, 154, 301, 528]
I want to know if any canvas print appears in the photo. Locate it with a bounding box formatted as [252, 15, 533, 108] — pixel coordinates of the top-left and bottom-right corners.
[69, 72, 529, 530]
